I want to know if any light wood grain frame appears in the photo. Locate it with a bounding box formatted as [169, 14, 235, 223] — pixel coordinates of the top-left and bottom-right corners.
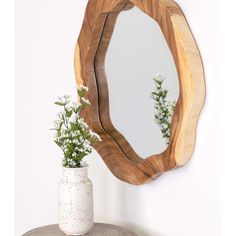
[74, 0, 205, 185]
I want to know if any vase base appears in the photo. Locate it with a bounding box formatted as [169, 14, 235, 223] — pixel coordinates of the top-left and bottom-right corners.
[63, 231, 90, 235]
[59, 225, 93, 236]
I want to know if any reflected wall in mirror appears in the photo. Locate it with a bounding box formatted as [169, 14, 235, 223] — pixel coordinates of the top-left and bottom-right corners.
[105, 6, 179, 158]
[75, 0, 205, 185]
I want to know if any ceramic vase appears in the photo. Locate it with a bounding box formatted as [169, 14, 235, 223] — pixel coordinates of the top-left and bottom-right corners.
[58, 166, 93, 235]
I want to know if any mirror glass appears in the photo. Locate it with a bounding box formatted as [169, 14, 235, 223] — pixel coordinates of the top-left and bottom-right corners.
[105, 6, 179, 157]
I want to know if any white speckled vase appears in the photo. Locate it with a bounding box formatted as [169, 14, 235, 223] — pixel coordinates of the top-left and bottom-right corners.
[58, 167, 93, 235]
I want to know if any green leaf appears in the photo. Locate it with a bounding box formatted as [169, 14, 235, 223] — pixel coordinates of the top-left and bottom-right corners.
[54, 140, 62, 147]
[54, 102, 65, 106]
[162, 90, 168, 98]
[50, 128, 58, 131]
[70, 123, 77, 131]
[78, 103, 88, 112]
[65, 110, 73, 117]
[77, 89, 86, 98]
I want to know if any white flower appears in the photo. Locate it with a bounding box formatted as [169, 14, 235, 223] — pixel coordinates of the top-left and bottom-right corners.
[157, 113, 163, 119]
[79, 119, 89, 129]
[83, 139, 91, 146]
[164, 137, 169, 144]
[73, 139, 81, 145]
[65, 105, 72, 112]
[76, 130, 81, 135]
[53, 120, 61, 127]
[77, 85, 89, 91]
[63, 159, 67, 166]
[64, 95, 70, 99]
[80, 160, 87, 167]
[81, 97, 91, 105]
[90, 131, 102, 141]
[70, 113, 78, 124]
[78, 118, 83, 125]
[58, 111, 65, 117]
[71, 102, 80, 109]
[79, 136, 85, 142]
[59, 95, 70, 104]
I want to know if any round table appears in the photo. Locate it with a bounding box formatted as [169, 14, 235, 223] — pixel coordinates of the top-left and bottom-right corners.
[22, 223, 138, 236]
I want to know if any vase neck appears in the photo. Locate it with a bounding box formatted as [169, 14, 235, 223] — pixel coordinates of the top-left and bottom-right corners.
[62, 167, 88, 182]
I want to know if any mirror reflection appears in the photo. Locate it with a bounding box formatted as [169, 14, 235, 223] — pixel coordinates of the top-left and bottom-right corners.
[105, 6, 179, 157]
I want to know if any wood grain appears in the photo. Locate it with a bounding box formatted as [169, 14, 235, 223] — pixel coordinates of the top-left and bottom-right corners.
[22, 224, 137, 236]
[74, 0, 205, 185]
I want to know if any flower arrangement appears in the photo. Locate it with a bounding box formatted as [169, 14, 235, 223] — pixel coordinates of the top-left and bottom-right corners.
[151, 75, 176, 144]
[52, 85, 101, 168]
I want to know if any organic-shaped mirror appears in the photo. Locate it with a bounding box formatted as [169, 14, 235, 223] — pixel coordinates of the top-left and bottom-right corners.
[74, 0, 205, 185]
[105, 6, 179, 157]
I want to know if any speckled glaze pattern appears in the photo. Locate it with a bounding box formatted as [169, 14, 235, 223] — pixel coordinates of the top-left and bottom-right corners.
[59, 167, 93, 235]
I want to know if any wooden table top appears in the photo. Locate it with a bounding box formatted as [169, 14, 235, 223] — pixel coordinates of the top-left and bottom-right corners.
[22, 223, 138, 236]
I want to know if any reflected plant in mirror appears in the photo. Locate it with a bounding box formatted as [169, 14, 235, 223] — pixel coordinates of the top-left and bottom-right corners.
[151, 74, 176, 144]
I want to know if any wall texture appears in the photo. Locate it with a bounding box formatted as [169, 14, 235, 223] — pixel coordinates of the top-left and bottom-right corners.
[16, 0, 220, 235]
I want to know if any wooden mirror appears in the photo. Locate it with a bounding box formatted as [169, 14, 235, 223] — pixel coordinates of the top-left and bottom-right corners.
[74, 0, 205, 185]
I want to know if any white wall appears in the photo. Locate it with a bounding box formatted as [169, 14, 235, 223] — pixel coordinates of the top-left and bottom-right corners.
[16, 0, 220, 236]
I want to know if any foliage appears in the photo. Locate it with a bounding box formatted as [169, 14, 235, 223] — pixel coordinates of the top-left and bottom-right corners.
[52, 85, 101, 168]
[151, 75, 176, 144]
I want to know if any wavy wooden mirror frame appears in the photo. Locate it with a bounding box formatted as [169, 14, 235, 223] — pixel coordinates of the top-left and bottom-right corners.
[74, 0, 205, 185]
